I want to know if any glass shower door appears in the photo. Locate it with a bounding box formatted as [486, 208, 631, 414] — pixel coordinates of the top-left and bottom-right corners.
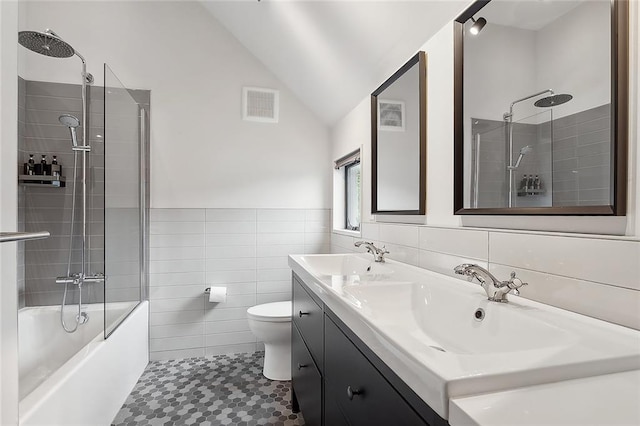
[104, 64, 143, 337]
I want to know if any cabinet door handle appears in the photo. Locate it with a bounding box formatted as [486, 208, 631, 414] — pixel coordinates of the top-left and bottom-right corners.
[298, 310, 309, 317]
[297, 363, 307, 370]
[346, 386, 363, 400]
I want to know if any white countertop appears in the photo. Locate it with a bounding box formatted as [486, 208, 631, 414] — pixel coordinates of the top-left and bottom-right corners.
[288, 253, 640, 421]
[449, 370, 640, 426]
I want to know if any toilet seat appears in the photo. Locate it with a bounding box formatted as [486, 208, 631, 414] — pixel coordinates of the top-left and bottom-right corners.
[247, 301, 292, 323]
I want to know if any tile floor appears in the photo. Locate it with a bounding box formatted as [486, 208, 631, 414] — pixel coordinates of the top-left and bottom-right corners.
[112, 352, 304, 426]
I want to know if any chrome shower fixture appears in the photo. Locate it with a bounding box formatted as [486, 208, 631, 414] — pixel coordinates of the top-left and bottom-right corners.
[58, 114, 90, 152]
[508, 145, 533, 170]
[503, 89, 554, 121]
[534, 94, 573, 108]
[58, 114, 80, 148]
[18, 29, 93, 83]
[18, 29, 74, 58]
[20, 28, 96, 333]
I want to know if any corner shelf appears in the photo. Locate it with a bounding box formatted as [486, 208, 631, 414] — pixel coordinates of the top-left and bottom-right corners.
[18, 175, 66, 188]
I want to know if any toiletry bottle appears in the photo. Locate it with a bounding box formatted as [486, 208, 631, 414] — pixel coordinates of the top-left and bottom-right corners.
[534, 175, 541, 191]
[34, 155, 43, 175]
[520, 175, 528, 193]
[527, 175, 534, 195]
[51, 156, 61, 178]
[24, 154, 35, 175]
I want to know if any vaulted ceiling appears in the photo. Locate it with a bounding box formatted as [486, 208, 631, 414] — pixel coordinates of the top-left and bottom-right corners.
[201, 1, 469, 125]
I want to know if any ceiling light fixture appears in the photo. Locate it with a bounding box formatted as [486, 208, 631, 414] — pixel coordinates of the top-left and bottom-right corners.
[469, 16, 487, 35]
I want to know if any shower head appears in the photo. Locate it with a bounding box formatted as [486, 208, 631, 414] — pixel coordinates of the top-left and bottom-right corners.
[59, 114, 80, 148]
[59, 114, 80, 128]
[18, 29, 75, 58]
[508, 145, 533, 170]
[520, 145, 533, 155]
[534, 94, 573, 108]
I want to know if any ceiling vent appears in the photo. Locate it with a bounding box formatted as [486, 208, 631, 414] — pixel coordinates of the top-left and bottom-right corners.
[242, 87, 279, 123]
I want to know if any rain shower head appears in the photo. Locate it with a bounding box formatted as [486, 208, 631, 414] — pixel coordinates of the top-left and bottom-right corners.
[59, 114, 80, 148]
[18, 29, 75, 58]
[534, 94, 573, 108]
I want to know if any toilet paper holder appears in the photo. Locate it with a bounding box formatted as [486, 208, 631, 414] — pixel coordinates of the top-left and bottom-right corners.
[204, 287, 211, 294]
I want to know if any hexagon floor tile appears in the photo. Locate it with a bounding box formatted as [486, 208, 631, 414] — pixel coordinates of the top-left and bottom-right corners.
[112, 352, 304, 426]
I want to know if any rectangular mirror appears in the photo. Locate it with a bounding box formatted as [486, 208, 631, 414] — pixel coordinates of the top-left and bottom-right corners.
[454, 0, 628, 215]
[372, 51, 427, 215]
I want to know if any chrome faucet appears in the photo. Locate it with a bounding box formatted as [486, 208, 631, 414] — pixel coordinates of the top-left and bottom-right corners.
[354, 241, 389, 263]
[454, 264, 527, 303]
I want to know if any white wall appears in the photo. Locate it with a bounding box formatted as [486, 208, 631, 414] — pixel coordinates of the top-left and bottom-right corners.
[0, 1, 20, 424]
[464, 23, 537, 125]
[536, 0, 611, 119]
[464, 1, 610, 126]
[22, 1, 331, 209]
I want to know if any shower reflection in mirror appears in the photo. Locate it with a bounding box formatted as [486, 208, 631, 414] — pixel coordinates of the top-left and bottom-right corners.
[462, 0, 614, 210]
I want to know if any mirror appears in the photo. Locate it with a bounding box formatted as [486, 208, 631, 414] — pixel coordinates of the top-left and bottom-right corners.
[372, 51, 427, 215]
[454, 0, 628, 215]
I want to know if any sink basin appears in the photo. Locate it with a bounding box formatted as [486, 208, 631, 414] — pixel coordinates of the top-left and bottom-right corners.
[297, 253, 393, 277]
[343, 282, 575, 355]
[289, 253, 640, 419]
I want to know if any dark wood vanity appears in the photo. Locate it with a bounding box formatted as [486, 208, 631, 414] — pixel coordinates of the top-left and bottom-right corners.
[290, 274, 447, 426]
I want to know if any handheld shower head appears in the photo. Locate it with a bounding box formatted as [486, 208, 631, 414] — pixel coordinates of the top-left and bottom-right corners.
[520, 145, 533, 155]
[59, 114, 80, 148]
[508, 145, 533, 170]
[18, 29, 75, 58]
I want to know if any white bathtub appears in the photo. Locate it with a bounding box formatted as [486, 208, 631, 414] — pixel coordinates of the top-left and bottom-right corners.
[18, 301, 149, 426]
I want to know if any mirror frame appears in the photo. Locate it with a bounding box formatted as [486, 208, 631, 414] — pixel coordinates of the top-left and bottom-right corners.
[453, 0, 629, 216]
[371, 51, 427, 215]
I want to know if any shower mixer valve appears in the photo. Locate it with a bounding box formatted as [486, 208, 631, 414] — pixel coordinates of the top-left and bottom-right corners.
[56, 272, 105, 286]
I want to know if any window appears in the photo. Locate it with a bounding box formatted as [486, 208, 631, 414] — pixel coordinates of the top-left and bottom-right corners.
[334, 149, 361, 233]
[345, 162, 361, 231]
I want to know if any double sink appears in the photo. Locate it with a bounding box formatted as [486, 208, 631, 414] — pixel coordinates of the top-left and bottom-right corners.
[289, 253, 640, 419]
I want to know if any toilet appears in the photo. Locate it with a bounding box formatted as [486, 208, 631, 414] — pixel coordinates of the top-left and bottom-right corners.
[247, 301, 292, 381]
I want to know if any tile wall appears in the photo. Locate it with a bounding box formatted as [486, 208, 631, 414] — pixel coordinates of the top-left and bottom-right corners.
[18, 78, 105, 306]
[332, 223, 640, 330]
[552, 104, 611, 206]
[148, 208, 331, 361]
[17, 78, 150, 307]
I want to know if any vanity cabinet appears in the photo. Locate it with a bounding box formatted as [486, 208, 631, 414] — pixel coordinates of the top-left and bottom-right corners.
[292, 325, 322, 426]
[291, 274, 446, 426]
[324, 315, 425, 426]
[292, 275, 324, 426]
[292, 276, 323, 370]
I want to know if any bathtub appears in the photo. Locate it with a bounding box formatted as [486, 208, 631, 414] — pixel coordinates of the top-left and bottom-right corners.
[18, 301, 149, 426]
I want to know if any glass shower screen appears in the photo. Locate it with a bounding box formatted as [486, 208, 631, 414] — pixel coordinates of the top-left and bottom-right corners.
[104, 64, 144, 338]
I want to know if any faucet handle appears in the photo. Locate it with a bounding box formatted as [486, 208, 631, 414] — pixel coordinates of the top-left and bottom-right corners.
[506, 272, 528, 291]
[379, 245, 389, 255]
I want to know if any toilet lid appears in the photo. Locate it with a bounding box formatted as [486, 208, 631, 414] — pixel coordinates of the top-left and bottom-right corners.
[247, 301, 292, 322]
